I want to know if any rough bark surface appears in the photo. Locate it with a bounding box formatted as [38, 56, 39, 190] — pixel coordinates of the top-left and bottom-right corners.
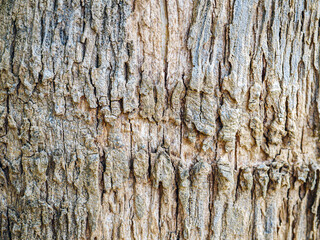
[0, 0, 320, 239]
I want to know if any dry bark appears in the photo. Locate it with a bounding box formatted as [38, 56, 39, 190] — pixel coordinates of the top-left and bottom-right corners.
[0, 0, 320, 239]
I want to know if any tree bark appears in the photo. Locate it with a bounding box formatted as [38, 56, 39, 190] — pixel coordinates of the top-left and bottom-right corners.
[0, 0, 320, 239]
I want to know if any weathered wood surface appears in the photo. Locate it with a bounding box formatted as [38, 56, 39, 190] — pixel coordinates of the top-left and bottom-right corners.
[0, 0, 320, 239]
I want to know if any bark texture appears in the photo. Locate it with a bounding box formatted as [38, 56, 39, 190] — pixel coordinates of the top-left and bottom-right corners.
[0, 0, 320, 239]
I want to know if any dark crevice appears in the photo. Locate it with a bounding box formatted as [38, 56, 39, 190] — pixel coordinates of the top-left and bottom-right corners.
[10, 19, 17, 73]
[174, 165, 180, 239]
[7, 208, 11, 240]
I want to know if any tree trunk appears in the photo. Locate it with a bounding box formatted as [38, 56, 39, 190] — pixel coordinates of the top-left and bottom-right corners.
[0, 0, 320, 239]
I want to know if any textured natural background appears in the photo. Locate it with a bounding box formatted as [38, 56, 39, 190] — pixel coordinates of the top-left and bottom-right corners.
[0, 0, 320, 239]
